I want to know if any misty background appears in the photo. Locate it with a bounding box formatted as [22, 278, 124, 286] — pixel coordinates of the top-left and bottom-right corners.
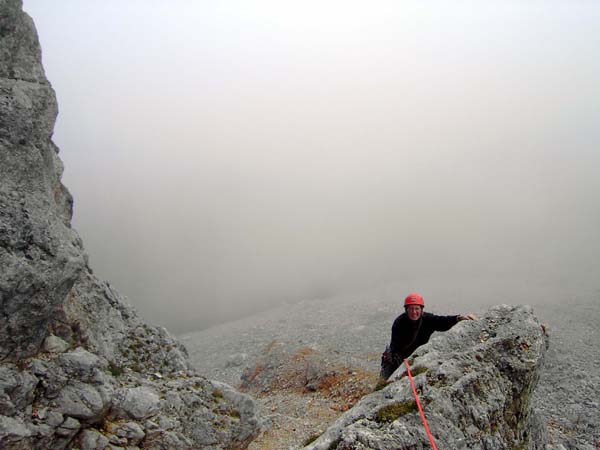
[23, 1, 600, 334]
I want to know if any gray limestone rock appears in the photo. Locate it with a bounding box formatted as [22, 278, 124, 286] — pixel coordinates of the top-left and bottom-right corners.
[58, 347, 106, 379]
[56, 382, 110, 420]
[0, 394, 14, 416]
[144, 430, 193, 450]
[77, 429, 110, 450]
[208, 380, 260, 447]
[0, 364, 38, 412]
[45, 410, 64, 428]
[0, 0, 86, 363]
[0, 2, 259, 449]
[43, 335, 70, 353]
[111, 386, 160, 421]
[303, 305, 548, 450]
[113, 421, 145, 443]
[55, 416, 80, 443]
[0, 415, 32, 449]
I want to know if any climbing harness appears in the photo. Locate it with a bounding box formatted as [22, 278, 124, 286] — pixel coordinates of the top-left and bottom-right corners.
[404, 359, 438, 450]
[381, 317, 424, 378]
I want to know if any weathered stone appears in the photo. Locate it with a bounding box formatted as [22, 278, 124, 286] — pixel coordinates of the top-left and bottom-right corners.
[1, 0, 86, 364]
[0, 365, 38, 411]
[144, 430, 193, 450]
[56, 382, 108, 420]
[43, 334, 70, 353]
[303, 305, 548, 450]
[38, 366, 70, 401]
[28, 422, 52, 441]
[0, 415, 32, 449]
[113, 421, 145, 444]
[111, 387, 160, 420]
[78, 428, 110, 450]
[108, 445, 125, 450]
[163, 390, 185, 412]
[156, 414, 178, 430]
[211, 381, 259, 447]
[144, 419, 160, 430]
[0, 394, 14, 416]
[45, 410, 64, 428]
[55, 416, 80, 438]
[28, 359, 49, 377]
[58, 347, 106, 378]
[107, 433, 128, 445]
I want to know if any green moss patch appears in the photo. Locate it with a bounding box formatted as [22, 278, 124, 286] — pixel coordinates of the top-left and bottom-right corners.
[374, 400, 418, 423]
[409, 366, 428, 377]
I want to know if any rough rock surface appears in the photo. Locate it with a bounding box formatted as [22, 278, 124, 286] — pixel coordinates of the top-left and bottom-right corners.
[0, 1, 259, 448]
[302, 304, 548, 450]
[1, 0, 84, 363]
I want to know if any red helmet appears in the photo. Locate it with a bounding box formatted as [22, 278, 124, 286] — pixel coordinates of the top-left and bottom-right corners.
[404, 292, 424, 307]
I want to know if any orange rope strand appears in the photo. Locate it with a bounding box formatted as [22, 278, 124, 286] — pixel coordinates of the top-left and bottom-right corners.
[404, 359, 438, 450]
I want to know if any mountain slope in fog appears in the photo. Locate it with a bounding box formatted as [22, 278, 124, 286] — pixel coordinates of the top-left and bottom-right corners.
[182, 285, 599, 449]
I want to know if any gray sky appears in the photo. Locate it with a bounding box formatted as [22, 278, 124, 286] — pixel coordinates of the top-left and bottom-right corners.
[23, 1, 600, 333]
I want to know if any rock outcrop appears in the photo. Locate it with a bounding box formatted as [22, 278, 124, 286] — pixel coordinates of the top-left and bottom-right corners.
[0, 1, 258, 448]
[302, 305, 548, 450]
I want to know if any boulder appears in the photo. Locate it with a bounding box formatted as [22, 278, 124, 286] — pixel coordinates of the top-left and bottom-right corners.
[111, 387, 160, 421]
[77, 429, 110, 450]
[56, 382, 110, 420]
[43, 335, 70, 354]
[0, 415, 32, 449]
[0, 365, 38, 412]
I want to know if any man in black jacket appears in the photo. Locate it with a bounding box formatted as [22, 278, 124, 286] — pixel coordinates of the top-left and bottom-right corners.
[380, 292, 476, 379]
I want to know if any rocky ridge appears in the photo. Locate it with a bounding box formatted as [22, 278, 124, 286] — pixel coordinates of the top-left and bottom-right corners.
[0, 2, 258, 448]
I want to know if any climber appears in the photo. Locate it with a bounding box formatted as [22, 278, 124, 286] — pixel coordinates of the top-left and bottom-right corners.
[380, 292, 477, 380]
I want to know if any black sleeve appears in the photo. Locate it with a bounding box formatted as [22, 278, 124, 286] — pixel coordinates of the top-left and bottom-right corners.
[427, 313, 460, 332]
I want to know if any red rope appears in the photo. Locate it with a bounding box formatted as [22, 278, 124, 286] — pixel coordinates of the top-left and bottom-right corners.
[404, 359, 438, 450]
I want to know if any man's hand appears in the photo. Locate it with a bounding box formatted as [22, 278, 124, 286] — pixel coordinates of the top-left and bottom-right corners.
[458, 313, 477, 321]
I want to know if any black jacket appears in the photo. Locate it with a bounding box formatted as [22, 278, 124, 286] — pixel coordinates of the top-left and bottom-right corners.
[389, 311, 459, 360]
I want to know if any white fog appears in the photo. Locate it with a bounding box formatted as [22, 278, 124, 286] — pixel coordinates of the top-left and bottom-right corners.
[23, 0, 600, 333]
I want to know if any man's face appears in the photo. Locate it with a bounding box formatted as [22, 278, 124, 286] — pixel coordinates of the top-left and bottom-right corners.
[406, 305, 423, 321]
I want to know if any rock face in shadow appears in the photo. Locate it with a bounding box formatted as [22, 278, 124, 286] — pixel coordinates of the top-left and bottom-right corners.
[0, 0, 84, 363]
[0, 1, 258, 448]
[303, 305, 548, 450]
